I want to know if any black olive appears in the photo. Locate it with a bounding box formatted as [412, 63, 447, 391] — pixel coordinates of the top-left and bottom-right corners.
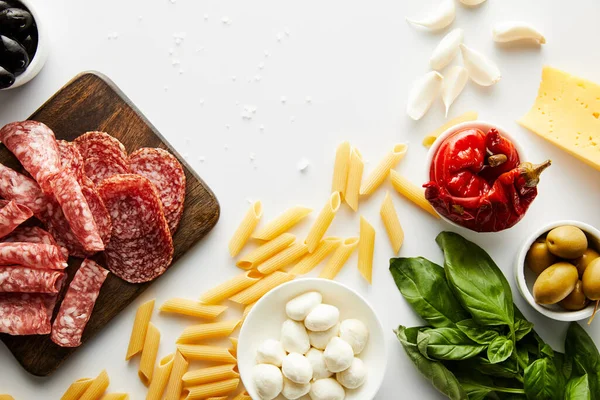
[0, 35, 29, 74]
[0, 1, 15, 12]
[0, 8, 33, 34]
[19, 31, 36, 58]
[0, 64, 15, 89]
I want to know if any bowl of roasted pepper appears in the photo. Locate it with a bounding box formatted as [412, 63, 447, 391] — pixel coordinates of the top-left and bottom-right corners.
[424, 121, 551, 233]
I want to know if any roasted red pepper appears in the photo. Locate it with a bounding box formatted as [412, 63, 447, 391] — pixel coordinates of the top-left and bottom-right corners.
[425, 127, 550, 232]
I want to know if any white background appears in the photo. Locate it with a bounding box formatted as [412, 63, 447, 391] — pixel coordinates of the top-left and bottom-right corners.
[1, 0, 600, 398]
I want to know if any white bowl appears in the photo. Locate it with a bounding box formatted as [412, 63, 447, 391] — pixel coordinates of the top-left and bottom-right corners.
[424, 120, 527, 231]
[1, 0, 49, 90]
[515, 220, 599, 321]
[238, 278, 387, 400]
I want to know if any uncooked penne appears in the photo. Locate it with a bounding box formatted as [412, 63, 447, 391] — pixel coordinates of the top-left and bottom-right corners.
[229, 337, 238, 357]
[318, 237, 359, 280]
[184, 379, 240, 400]
[199, 270, 263, 304]
[422, 110, 478, 148]
[229, 201, 263, 257]
[236, 233, 296, 270]
[177, 320, 240, 344]
[289, 237, 342, 275]
[358, 216, 375, 284]
[305, 192, 341, 253]
[229, 271, 295, 305]
[331, 141, 351, 198]
[61, 377, 94, 400]
[139, 322, 161, 386]
[252, 206, 312, 241]
[160, 298, 227, 319]
[232, 393, 252, 400]
[182, 364, 239, 387]
[164, 351, 188, 400]
[360, 143, 408, 196]
[257, 242, 308, 274]
[345, 147, 364, 211]
[79, 370, 110, 400]
[380, 192, 404, 254]
[146, 353, 175, 400]
[390, 170, 439, 218]
[100, 394, 129, 400]
[176, 345, 237, 363]
[206, 397, 228, 400]
[125, 299, 155, 360]
[0, 396, 14, 400]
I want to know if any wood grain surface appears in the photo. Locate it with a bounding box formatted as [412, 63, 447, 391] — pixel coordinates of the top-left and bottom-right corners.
[0, 72, 220, 376]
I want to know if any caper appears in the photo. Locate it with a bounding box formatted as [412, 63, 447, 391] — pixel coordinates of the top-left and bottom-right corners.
[526, 240, 556, 275]
[582, 258, 600, 301]
[533, 262, 579, 305]
[574, 248, 600, 278]
[546, 226, 588, 259]
[559, 280, 590, 311]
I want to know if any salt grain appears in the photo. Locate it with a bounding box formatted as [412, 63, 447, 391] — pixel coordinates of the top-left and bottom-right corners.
[297, 158, 310, 172]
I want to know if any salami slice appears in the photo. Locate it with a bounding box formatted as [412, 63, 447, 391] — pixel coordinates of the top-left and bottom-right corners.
[2, 226, 69, 259]
[83, 157, 129, 185]
[81, 184, 111, 245]
[0, 121, 61, 194]
[0, 266, 65, 293]
[44, 201, 89, 259]
[0, 293, 52, 335]
[0, 201, 32, 239]
[57, 140, 85, 182]
[0, 163, 49, 215]
[74, 132, 130, 185]
[128, 148, 186, 234]
[0, 243, 68, 269]
[98, 174, 173, 283]
[51, 259, 108, 347]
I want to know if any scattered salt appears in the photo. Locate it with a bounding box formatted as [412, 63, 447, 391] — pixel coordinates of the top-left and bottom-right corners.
[281, 96, 287, 104]
[222, 17, 231, 25]
[297, 158, 310, 172]
[306, 96, 312, 104]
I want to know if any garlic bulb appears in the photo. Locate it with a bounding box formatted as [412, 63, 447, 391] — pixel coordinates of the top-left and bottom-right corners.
[406, 0, 455, 32]
[460, 44, 501, 87]
[492, 21, 546, 44]
[406, 71, 443, 120]
[430, 28, 464, 70]
[442, 66, 469, 117]
[459, 0, 487, 6]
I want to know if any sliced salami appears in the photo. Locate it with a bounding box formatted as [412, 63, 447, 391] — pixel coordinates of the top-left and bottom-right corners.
[0, 243, 68, 270]
[51, 259, 108, 347]
[74, 132, 130, 185]
[0, 200, 33, 239]
[98, 174, 173, 283]
[128, 148, 186, 234]
[2, 226, 69, 259]
[0, 293, 52, 335]
[0, 121, 61, 194]
[0, 163, 49, 215]
[81, 184, 111, 245]
[0, 266, 65, 293]
[57, 140, 85, 182]
[83, 157, 129, 185]
[44, 201, 89, 259]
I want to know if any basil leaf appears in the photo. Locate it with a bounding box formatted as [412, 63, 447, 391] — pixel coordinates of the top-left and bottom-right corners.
[456, 319, 500, 344]
[417, 330, 434, 360]
[390, 257, 469, 328]
[565, 323, 600, 400]
[488, 336, 514, 364]
[395, 326, 468, 400]
[468, 356, 521, 379]
[424, 327, 487, 360]
[515, 319, 534, 341]
[553, 351, 572, 381]
[518, 345, 530, 367]
[565, 375, 591, 400]
[455, 370, 525, 399]
[436, 232, 514, 328]
[524, 358, 562, 400]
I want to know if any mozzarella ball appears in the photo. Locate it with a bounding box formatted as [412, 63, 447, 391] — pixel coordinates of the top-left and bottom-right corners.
[306, 348, 332, 380]
[339, 319, 369, 355]
[282, 352, 313, 384]
[308, 322, 339, 350]
[309, 378, 345, 400]
[336, 358, 367, 389]
[256, 339, 286, 367]
[324, 337, 354, 373]
[281, 319, 311, 354]
[252, 364, 283, 400]
[282, 376, 311, 399]
[286, 291, 322, 321]
[304, 304, 339, 332]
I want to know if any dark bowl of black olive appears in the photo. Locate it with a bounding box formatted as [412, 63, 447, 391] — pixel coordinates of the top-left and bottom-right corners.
[0, 0, 48, 90]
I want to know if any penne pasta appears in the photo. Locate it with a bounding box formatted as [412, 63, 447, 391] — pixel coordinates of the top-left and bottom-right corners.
[344, 147, 364, 211]
[252, 206, 312, 240]
[229, 201, 263, 257]
[199, 270, 263, 304]
[139, 322, 161, 386]
[146, 353, 175, 400]
[331, 141, 351, 198]
[257, 242, 308, 274]
[184, 379, 240, 400]
[358, 216, 376, 284]
[160, 298, 227, 319]
[206, 397, 228, 400]
[236, 233, 296, 270]
[164, 351, 188, 400]
[422, 110, 478, 148]
[125, 299, 155, 360]
[60, 377, 94, 400]
[80, 370, 110, 400]
[289, 237, 342, 276]
[305, 192, 342, 253]
[182, 364, 239, 387]
[232, 392, 252, 400]
[0, 396, 14, 400]
[242, 302, 256, 321]
[229, 271, 295, 305]
[380, 192, 404, 254]
[318, 237, 360, 280]
[100, 394, 129, 400]
[229, 337, 238, 357]
[176, 344, 237, 363]
[177, 320, 240, 344]
[360, 143, 408, 196]
[390, 170, 439, 218]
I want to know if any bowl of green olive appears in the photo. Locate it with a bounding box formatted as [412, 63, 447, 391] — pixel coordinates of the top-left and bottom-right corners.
[516, 221, 600, 322]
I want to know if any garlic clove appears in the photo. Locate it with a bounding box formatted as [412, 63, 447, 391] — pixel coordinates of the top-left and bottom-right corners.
[430, 28, 464, 70]
[406, 71, 444, 121]
[460, 44, 502, 87]
[406, 0, 455, 32]
[492, 21, 546, 44]
[442, 66, 469, 117]
[459, 0, 487, 6]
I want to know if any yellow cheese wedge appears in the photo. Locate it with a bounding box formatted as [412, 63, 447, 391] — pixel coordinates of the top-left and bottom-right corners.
[422, 111, 479, 148]
[520, 66, 600, 171]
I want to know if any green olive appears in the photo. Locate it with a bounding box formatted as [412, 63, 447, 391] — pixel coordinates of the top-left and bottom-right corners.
[559, 280, 590, 311]
[533, 262, 579, 304]
[525, 240, 556, 275]
[546, 226, 588, 259]
[582, 258, 600, 301]
[574, 248, 600, 278]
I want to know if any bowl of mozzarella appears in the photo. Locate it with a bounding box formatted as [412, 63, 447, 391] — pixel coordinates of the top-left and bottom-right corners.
[237, 278, 387, 400]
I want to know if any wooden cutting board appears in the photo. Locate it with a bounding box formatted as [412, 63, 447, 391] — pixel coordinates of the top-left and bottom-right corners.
[0, 72, 220, 376]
